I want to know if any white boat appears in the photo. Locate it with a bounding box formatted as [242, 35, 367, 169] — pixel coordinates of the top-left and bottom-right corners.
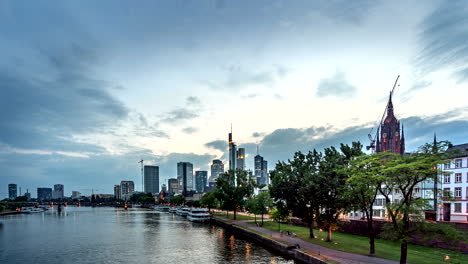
[156, 206, 170, 212]
[169, 207, 178, 213]
[21, 207, 46, 214]
[187, 208, 210, 222]
[176, 207, 190, 216]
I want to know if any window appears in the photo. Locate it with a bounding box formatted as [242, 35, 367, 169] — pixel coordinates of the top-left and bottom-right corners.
[395, 189, 400, 194]
[466, 204, 468, 213]
[444, 174, 450, 184]
[443, 188, 451, 198]
[444, 162, 450, 169]
[455, 159, 462, 168]
[455, 173, 462, 183]
[455, 187, 462, 197]
[374, 198, 386, 206]
[454, 203, 461, 213]
[415, 187, 420, 193]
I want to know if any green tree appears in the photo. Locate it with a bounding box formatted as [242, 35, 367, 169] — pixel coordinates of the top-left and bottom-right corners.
[344, 152, 388, 256]
[270, 207, 289, 231]
[215, 169, 255, 220]
[379, 141, 451, 264]
[170, 195, 185, 206]
[200, 190, 219, 212]
[247, 192, 273, 225]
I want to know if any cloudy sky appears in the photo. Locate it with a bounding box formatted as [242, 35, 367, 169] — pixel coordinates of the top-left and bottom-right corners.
[1, 0, 468, 198]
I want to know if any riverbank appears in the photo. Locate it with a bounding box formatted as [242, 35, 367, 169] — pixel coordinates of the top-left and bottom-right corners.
[211, 215, 402, 264]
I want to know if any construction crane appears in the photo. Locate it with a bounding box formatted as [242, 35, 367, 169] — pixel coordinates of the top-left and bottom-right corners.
[366, 75, 400, 152]
[138, 159, 144, 192]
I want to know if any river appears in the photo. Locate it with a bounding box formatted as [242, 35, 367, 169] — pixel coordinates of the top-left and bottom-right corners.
[0, 207, 295, 263]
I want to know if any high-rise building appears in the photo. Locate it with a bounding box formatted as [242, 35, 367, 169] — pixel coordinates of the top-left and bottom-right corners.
[254, 146, 269, 185]
[120, 181, 135, 200]
[161, 184, 167, 193]
[113, 185, 121, 200]
[375, 93, 405, 154]
[8, 184, 17, 200]
[210, 159, 224, 182]
[177, 162, 194, 195]
[195, 171, 208, 193]
[37, 188, 52, 201]
[236, 148, 245, 170]
[53, 184, 64, 199]
[71, 191, 82, 199]
[24, 190, 31, 200]
[168, 178, 179, 195]
[228, 127, 236, 171]
[262, 160, 268, 184]
[144, 165, 159, 195]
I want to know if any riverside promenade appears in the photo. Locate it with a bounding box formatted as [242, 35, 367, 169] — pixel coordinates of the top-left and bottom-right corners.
[214, 215, 399, 264]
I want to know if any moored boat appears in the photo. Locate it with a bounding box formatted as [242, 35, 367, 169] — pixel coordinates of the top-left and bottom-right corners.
[187, 207, 210, 222]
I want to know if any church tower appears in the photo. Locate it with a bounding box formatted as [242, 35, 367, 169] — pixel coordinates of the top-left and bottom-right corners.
[376, 92, 405, 154]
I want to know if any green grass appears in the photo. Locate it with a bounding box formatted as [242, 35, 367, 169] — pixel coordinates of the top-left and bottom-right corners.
[251, 221, 468, 264]
[213, 211, 260, 221]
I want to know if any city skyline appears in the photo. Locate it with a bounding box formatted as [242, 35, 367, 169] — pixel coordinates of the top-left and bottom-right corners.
[1, 1, 468, 198]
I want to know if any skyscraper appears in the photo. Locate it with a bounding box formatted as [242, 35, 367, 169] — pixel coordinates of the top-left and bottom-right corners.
[161, 184, 167, 193]
[262, 160, 268, 184]
[210, 159, 224, 182]
[37, 188, 52, 201]
[236, 148, 245, 170]
[177, 162, 194, 195]
[195, 171, 208, 192]
[53, 184, 64, 199]
[168, 178, 179, 195]
[376, 93, 405, 154]
[228, 126, 237, 171]
[144, 165, 160, 194]
[8, 184, 17, 200]
[254, 146, 268, 185]
[114, 185, 121, 200]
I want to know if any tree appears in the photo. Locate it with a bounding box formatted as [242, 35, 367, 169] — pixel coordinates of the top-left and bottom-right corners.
[247, 192, 273, 225]
[200, 190, 219, 212]
[270, 150, 321, 239]
[379, 141, 451, 264]
[270, 207, 289, 231]
[344, 152, 388, 256]
[170, 195, 185, 206]
[215, 169, 255, 220]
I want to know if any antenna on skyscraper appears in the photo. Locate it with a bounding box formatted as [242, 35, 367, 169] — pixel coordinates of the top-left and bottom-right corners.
[256, 144, 259, 155]
[138, 159, 144, 192]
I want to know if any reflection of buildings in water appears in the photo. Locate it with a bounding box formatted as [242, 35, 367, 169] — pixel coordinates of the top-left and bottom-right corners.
[229, 234, 235, 259]
[245, 242, 251, 262]
[270, 257, 278, 264]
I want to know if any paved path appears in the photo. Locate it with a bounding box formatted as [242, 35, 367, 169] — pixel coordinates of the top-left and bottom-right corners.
[215, 216, 399, 264]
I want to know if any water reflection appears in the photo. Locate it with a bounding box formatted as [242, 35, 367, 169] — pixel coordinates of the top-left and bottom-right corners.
[0, 207, 295, 264]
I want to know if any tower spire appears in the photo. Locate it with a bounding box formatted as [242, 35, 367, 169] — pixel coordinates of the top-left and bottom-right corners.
[257, 144, 259, 155]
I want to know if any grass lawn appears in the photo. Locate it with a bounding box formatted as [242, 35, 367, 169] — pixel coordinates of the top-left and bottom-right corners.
[252, 221, 468, 264]
[213, 211, 260, 221]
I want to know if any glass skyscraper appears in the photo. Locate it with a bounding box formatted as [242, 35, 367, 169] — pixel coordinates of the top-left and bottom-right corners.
[144, 165, 160, 194]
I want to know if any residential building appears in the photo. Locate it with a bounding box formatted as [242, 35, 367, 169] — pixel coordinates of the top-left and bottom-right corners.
[53, 184, 64, 199]
[71, 191, 82, 199]
[168, 178, 179, 195]
[195, 171, 208, 192]
[113, 185, 121, 200]
[237, 148, 245, 170]
[120, 181, 135, 200]
[210, 159, 224, 182]
[144, 165, 159, 194]
[438, 143, 468, 222]
[37, 188, 52, 201]
[177, 162, 194, 195]
[8, 184, 17, 200]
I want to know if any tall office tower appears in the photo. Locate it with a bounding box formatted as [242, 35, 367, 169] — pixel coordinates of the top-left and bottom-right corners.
[37, 188, 52, 201]
[375, 93, 405, 154]
[254, 151, 263, 179]
[8, 184, 17, 200]
[120, 181, 135, 197]
[228, 126, 237, 171]
[161, 184, 167, 193]
[72, 191, 82, 199]
[114, 185, 121, 200]
[168, 178, 179, 195]
[144, 165, 160, 194]
[210, 159, 224, 182]
[236, 148, 245, 170]
[261, 160, 268, 184]
[195, 171, 208, 193]
[53, 184, 64, 199]
[24, 189, 31, 200]
[177, 162, 194, 195]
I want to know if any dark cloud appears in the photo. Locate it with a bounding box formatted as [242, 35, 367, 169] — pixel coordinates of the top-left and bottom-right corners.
[182, 127, 199, 134]
[416, 0, 468, 82]
[316, 71, 357, 98]
[252, 132, 265, 138]
[205, 140, 226, 152]
[186, 96, 201, 105]
[160, 96, 201, 124]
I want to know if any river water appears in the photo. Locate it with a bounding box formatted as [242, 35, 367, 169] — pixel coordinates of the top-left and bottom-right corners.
[0, 207, 295, 264]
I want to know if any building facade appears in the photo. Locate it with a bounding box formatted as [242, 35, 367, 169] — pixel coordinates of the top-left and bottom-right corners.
[8, 184, 17, 200]
[195, 171, 208, 193]
[375, 93, 405, 154]
[144, 165, 160, 194]
[120, 181, 135, 200]
[72, 191, 82, 199]
[210, 159, 224, 183]
[236, 148, 245, 170]
[168, 178, 179, 195]
[53, 184, 64, 199]
[37, 188, 52, 201]
[113, 185, 121, 200]
[228, 128, 236, 171]
[177, 162, 194, 195]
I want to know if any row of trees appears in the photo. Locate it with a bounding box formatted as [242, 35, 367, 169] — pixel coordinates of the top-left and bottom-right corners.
[269, 140, 460, 264]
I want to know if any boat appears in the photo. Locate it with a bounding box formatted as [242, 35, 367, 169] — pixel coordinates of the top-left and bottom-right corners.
[187, 208, 210, 222]
[168, 207, 178, 213]
[176, 207, 190, 216]
[21, 207, 46, 214]
[155, 205, 170, 212]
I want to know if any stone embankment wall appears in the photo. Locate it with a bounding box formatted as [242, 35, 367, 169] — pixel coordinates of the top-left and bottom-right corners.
[211, 218, 327, 264]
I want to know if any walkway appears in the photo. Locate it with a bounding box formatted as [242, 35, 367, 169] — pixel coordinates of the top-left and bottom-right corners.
[215, 216, 399, 264]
